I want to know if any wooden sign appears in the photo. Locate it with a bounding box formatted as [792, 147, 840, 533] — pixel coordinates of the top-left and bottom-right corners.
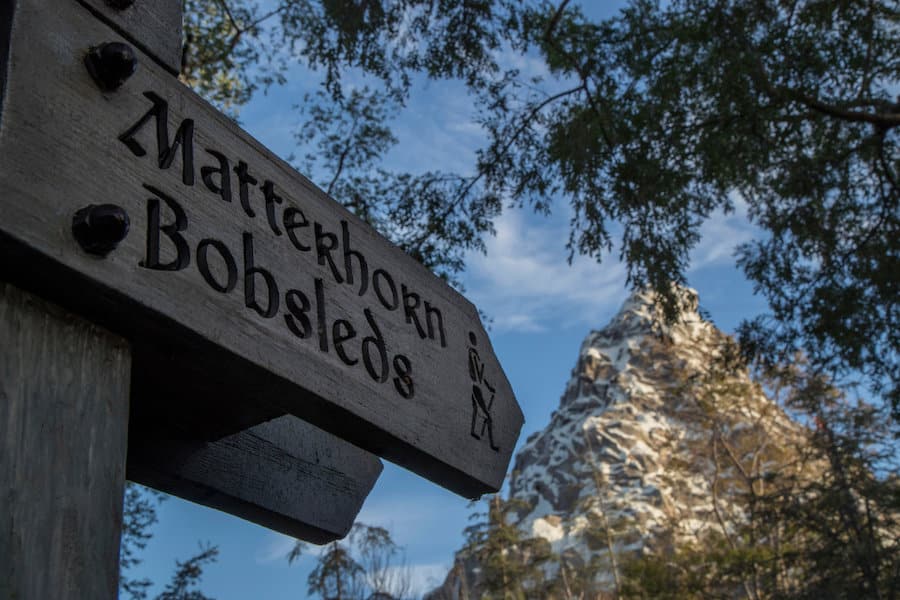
[0, 0, 523, 497]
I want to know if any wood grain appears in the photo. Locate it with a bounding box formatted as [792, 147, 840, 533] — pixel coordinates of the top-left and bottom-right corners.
[128, 415, 384, 544]
[77, 0, 183, 75]
[0, 0, 523, 497]
[0, 283, 131, 600]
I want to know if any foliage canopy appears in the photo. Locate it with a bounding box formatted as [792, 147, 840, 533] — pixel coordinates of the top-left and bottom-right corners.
[181, 0, 898, 415]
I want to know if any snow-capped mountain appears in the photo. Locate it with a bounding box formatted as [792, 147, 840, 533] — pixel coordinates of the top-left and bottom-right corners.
[430, 288, 812, 598]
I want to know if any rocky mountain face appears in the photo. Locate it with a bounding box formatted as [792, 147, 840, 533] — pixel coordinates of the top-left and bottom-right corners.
[430, 288, 814, 598]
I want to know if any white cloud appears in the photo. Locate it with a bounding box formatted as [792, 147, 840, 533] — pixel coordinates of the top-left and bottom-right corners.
[354, 491, 462, 550]
[366, 562, 450, 598]
[689, 194, 759, 271]
[252, 507, 452, 594]
[356, 498, 428, 524]
[254, 532, 299, 565]
[492, 45, 553, 83]
[464, 210, 629, 332]
[460, 191, 762, 333]
[401, 562, 452, 597]
[387, 81, 484, 176]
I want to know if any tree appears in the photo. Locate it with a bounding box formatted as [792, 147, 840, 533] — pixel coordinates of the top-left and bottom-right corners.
[155, 543, 220, 600]
[307, 541, 366, 600]
[353, 524, 413, 599]
[119, 484, 219, 600]
[751, 356, 900, 599]
[181, 0, 509, 286]
[462, 495, 554, 599]
[120, 482, 167, 600]
[179, 0, 898, 420]
[288, 522, 413, 600]
[619, 342, 900, 599]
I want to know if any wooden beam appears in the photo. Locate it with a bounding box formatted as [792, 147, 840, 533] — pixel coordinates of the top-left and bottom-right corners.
[128, 415, 384, 545]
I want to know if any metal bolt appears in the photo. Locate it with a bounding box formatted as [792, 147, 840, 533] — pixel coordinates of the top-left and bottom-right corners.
[84, 42, 137, 92]
[105, 0, 136, 8]
[72, 204, 131, 257]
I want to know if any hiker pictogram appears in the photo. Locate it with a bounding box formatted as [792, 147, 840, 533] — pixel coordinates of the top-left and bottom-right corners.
[468, 332, 499, 451]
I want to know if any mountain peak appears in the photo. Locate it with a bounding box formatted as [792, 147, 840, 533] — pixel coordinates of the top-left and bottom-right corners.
[429, 288, 811, 599]
[596, 284, 702, 337]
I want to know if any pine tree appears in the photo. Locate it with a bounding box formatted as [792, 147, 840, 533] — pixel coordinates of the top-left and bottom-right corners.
[307, 541, 366, 600]
[155, 544, 219, 600]
[462, 495, 554, 599]
[119, 483, 166, 600]
[119, 484, 219, 600]
[289, 522, 412, 600]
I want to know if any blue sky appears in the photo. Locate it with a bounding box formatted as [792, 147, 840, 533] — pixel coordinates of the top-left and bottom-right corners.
[130, 4, 770, 597]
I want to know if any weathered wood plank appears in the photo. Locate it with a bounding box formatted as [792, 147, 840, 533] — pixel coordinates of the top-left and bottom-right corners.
[0, 283, 131, 600]
[0, 0, 523, 497]
[77, 0, 183, 76]
[128, 415, 384, 544]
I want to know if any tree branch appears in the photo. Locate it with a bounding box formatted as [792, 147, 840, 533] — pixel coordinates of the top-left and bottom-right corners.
[248, 5, 291, 32]
[782, 88, 900, 129]
[326, 122, 358, 195]
[404, 85, 584, 252]
[212, 0, 287, 65]
[542, 0, 571, 42]
[541, 16, 614, 148]
[215, 0, 241, 32]
[735, 18, 900, 132]
[711, 435, 760, 600]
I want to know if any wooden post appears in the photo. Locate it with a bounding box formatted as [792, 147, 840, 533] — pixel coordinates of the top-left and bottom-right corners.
[0, 283, 131, 599]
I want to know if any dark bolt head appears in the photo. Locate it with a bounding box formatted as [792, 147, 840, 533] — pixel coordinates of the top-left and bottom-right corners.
[105, 0, 136, 8]
[84, 42, 137, 92]
[72, 204, 131, 257]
